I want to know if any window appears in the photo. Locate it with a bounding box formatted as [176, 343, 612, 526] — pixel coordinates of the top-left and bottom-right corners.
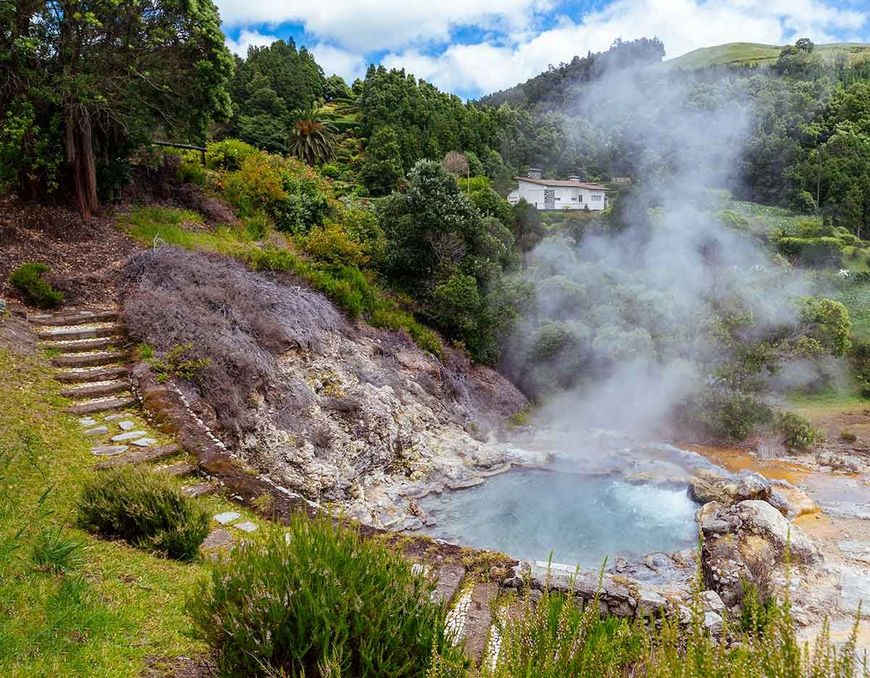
[571, 196, 577, 201]
[578, 195, 583, 202]
[592, 194, 603, 201]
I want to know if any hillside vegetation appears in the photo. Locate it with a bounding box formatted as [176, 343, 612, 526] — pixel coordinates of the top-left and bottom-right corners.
[666, 42, 870, 69]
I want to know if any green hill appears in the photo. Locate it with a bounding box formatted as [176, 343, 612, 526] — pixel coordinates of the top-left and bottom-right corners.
[666, 42, 870, 69]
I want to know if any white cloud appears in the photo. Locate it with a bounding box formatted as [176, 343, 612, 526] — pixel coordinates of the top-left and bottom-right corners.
[215, 0, 552, 51]
[311, 44, 369, 83]
[380, 0, 867, 95]
[225, 29, 280, 56]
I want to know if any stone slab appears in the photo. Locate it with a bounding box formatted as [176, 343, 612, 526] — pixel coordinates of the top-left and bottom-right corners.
[132, 437, 158, 447]
[92, 445, 130, 456]
[234, 521, 258, 533]
[214, 511, 241, 525]
[118, 420, 136, 431]
[111, 430, 146, 442]
[85, 426, 108, 437]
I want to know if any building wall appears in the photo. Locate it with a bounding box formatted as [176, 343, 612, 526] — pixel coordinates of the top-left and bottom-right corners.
[509, 181, 607, 211]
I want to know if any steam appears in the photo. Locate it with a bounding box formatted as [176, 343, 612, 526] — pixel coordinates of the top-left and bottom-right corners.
[504, 65, 819, 441]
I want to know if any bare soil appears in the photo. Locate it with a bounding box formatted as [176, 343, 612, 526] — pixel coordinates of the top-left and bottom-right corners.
[0, 196, 138, 307]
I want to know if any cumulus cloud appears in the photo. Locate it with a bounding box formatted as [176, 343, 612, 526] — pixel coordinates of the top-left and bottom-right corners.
[225, 29, 280, 56]
[381, 0, 867, 94]
[311, 44, 369, 82]
[215, 0, 551, 51]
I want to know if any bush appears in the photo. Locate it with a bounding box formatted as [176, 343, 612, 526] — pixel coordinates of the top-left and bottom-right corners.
[77, 467, 209, 561]
[188, 516, 461, 677]
[305, 222, 368, 267]
[684, 387, 773, 443]
[774, 411, 820, 450]
[10, 262, 64, 308]
[206, 139, 257, 171]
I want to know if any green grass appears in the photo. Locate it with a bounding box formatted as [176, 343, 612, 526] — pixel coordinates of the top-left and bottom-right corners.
[0, 347, 209, 676]
[666, 42, 870, 70]
[833, 280, 870, 341]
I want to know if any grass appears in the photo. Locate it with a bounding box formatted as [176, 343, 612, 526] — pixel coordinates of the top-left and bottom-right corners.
[667, 42, 870, 70]
[9, 262, 65, 309]
[0, 346, 210, 676]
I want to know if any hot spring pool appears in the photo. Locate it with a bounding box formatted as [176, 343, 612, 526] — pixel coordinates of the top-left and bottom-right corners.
[415, 469, 699, 567]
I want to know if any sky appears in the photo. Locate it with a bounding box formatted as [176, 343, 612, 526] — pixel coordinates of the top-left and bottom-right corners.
[217, 0, 870, 99]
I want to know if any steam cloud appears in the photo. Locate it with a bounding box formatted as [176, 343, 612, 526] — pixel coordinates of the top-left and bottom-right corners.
[503, 65, 824, 444]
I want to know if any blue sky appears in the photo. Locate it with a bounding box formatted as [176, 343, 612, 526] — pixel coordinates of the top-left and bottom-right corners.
[216, 0, 870, 99]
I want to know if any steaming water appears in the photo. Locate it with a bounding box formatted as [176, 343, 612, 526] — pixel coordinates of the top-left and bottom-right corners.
[417, 469, 698, 567]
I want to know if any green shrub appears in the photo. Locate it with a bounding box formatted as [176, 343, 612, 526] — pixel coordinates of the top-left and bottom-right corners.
[77, 467, 209, 561]
[9, 263, 64, 308]
[176, 158, 207, 186]
[684, 387, 773, 442]
[206, 139, 257, 171]
[774, 411, 820, 450]
[188, 516, 461, 677]
[305, 222, 368, 267]
[146, 343, 211, 384]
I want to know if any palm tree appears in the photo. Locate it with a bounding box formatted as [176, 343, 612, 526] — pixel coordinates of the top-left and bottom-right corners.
[288, 109, 336, 166]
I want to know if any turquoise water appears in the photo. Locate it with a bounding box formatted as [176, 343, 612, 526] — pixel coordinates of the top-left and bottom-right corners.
[417, 468, 699, 567]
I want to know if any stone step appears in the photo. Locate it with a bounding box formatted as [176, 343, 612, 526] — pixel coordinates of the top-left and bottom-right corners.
[56, 366, 128, 384]
[60, 380, 129, 400]
[463, 583, 497, 665]
[43, 336, 119, 353]
[52, 351, 125, 368]
[38, 324, 123, 342]
[30, 310, 119, 327]
[433, 564, 467, 605]
[66, 396, 136, 415]
[161, 462, 198, 477]
[183, 482, 219, 498]
[95, 444, 180, 470]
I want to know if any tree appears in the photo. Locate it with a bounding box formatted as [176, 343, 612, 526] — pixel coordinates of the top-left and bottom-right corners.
[360, 126, 404, 196]
[442, 151, 469, 177]
[323, 75, 352, 102]
[512, 199, 545, 268]
[288, 110, 336, 165]
[0, 0, 233, 215]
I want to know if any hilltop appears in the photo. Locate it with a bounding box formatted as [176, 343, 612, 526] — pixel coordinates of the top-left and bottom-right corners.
[665, 41, 870, 70]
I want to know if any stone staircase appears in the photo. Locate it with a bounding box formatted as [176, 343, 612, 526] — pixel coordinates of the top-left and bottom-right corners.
[29, 307, 220, 501]
[33, 309, 135, 415]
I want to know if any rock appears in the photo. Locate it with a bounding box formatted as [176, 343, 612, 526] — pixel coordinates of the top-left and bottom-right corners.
[132, 437, 158, 447]
[703, 611, 724, 634]
[213, 511, 241, 525]
[79, 417, 97, 427]
[700, 590, 725, 613]
[118, 420, 136, 431]
[689, 469, 770, 505]
[111, 430, 146, 442]
[643, 553, 674, 571]
[201, 528, 234, 551]
[234, 521, 258, 533]
[91, 444, 129, 456]
[637, 588, 667, 614]
[84, 425, 109, 437]
[735, 500, 822, 564]
[447, 477, 485, 491]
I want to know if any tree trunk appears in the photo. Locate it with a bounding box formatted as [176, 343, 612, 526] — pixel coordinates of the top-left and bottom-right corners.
[64, 103, 98, 217]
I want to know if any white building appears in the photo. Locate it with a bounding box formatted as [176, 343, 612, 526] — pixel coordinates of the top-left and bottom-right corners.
[507, 168, 608, 211]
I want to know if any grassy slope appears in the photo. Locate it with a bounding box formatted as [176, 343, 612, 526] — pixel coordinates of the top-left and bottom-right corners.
[0, 340, 267, 676]
[666, 42, 870, 69]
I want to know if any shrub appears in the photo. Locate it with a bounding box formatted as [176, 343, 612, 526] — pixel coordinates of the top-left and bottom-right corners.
[774, 411, 820, 450]
[305, 222, 368, 267]
[31, 530, 85, 574]
[9, 263, 64, 308]
[188, 516, 461, 677]
[77, 467, 209, 561]
[146, 343, 211, 384]
[684, 387, 773, 442]
[206, 139, 257, 171]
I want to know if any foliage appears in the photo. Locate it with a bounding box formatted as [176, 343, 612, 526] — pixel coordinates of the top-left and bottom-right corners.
[305, 222, 368, 267]
[224, 39, 325, 153]
[146, 344, 212, 384]
[77, 468, 210, 561]
[798, 297, 852, 357]
[288, 110, 337, 165]
[223, 152, 331, 233]
[0, 0, 232, 214]
[206, 139, 258, 171]
[188, 516, 462, 677]
[683, 387, 773, 442]
[379, 160, 518, 362]
[774, 411, 820, 451]
[360, 126, 406, 196]
[30, 530, 85, 575]
[9, 262, 64, 309]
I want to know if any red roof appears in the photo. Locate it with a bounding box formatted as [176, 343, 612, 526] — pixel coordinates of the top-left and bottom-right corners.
[516, 177, 607, 190]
